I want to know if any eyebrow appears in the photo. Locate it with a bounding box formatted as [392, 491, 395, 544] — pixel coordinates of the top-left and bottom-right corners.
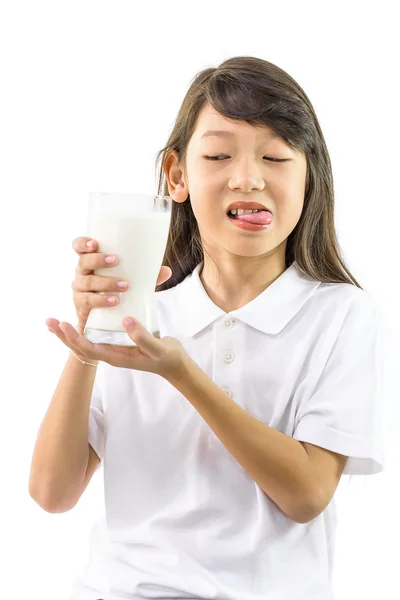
[200, 129, 279, 140]
[201, 130, 235, 139]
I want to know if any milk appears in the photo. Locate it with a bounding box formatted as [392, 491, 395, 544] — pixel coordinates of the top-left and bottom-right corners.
[84, 198, 171, 347]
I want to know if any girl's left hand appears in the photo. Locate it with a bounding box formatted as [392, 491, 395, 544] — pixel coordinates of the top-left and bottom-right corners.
[46, 316, 190, 382]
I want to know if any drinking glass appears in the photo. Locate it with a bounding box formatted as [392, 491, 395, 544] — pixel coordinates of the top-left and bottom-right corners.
[83, 192, 172, 346]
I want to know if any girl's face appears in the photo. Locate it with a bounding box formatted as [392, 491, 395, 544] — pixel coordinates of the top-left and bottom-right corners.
[167, 102, 307, 260]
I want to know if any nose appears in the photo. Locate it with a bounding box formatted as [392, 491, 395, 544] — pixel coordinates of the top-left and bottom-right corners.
[228, 160, 265, 193]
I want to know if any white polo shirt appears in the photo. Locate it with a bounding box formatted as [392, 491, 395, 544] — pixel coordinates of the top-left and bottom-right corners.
[70, 260, 385, 600]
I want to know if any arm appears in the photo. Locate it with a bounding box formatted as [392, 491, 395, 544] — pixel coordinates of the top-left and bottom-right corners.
[167, 358, 316, 524]
[28, 341, 99, 512]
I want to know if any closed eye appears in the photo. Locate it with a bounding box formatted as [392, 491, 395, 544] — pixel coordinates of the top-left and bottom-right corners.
[204, 155, 289, 163]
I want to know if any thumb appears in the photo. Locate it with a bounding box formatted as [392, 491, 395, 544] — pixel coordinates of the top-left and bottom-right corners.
[157, 266, 172, 285]
[122, 317, 160, 355]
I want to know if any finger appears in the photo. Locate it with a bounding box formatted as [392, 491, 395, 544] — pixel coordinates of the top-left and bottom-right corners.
[77, 251, 119, 277]
[58, 321, 132, 367]
[58, 321, 100, 358]
[58, 321, 121, 362]
[47, 318, 88, 356]
[46, 319, 76, 351]
[72, 237, 98, 255]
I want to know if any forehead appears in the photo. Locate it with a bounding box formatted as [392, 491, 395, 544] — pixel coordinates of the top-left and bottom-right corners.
[193, 102, 280, 142]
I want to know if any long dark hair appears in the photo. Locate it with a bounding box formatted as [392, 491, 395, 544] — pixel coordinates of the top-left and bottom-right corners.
[154, 55, 363, 292]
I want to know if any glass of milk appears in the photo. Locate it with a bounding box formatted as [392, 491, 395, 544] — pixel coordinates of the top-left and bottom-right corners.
[83, 192, 172, 347]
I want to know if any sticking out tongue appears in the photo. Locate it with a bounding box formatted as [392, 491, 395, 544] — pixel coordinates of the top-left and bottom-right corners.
[235, 210, 273, 225]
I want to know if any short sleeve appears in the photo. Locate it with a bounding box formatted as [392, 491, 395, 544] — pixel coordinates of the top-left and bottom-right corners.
[88, 362, 105, 463]
[293, 292, 385, 476]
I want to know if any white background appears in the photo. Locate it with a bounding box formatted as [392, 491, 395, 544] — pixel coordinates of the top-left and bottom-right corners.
[1, 1, 398, 598]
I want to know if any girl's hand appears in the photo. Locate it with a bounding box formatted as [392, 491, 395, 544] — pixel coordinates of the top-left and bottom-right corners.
[46, 316, 190, 382]
[68, 236, 172, 334]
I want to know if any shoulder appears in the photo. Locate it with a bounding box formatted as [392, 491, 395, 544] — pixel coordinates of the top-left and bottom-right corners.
[305, 281, 382, 350]
[315, 280, 379, 324]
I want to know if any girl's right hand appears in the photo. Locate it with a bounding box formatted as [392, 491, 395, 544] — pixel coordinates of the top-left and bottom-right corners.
[45, 236, 173, 334]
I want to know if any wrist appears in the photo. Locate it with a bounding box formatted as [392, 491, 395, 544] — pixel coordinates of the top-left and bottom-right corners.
[72, 323, 99, 366]
[70, 351, 99, 367]
[165, 352, 194, 387]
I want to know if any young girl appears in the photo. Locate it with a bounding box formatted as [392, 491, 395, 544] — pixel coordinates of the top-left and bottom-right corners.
[37, 56, 384, 600]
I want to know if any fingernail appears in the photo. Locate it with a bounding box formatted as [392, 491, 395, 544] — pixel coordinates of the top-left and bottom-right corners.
[86, 240, 94, 248]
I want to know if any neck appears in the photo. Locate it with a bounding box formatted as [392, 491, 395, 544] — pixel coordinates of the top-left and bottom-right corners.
[199, 254, 287, 313]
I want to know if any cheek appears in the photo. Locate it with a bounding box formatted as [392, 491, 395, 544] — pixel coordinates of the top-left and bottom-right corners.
[279, 200, 304, 235]
[190, 202, 215, 228]
[189, 200, 225, 241]
[190, 189, 221, 220]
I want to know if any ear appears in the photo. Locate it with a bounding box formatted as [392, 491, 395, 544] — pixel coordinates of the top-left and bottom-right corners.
[164, 151, 189, 204]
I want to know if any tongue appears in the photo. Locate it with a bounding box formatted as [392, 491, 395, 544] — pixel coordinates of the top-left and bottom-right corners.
[235, 210, 273, 225]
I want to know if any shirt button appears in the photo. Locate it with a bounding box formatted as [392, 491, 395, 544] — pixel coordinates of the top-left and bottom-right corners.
[223, 318, 234, 329]
[224, 351, 235, 363]
[221, 386, 233, 398]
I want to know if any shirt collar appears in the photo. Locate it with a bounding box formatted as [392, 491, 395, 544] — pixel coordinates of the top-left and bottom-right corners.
[165, 260, 322, 337]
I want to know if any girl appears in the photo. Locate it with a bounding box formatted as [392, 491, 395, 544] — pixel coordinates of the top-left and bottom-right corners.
[35, 56, 384, 600]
